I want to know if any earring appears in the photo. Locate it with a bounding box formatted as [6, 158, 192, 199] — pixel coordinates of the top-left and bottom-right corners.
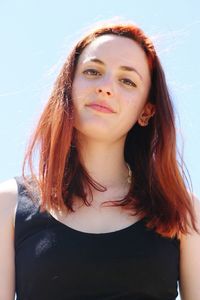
[138, 118, 149, 126]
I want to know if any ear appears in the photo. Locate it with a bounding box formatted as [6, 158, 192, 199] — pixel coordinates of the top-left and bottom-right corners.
[138, 102, 156, 126]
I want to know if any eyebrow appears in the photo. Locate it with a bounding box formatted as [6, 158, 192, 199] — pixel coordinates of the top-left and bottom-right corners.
[83, 58, 143, 81]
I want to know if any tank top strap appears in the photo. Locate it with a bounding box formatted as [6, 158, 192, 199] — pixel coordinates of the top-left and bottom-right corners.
[14, 175, 40, 215]
[14, 175, 47, 249]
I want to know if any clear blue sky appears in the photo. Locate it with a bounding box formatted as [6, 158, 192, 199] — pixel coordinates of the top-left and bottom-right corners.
[0, 0, 199, 203]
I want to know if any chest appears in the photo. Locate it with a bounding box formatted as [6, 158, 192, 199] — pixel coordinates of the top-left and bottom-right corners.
[50, 203, 141, 234]
[15, 221, 180, 300]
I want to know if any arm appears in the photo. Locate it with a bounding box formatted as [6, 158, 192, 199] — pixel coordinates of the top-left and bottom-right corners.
[179, 194, 200, 300]
[0, 179, 18, 300]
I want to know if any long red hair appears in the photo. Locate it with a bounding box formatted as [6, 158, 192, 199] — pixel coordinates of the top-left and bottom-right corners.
[22, 22, 198, 238]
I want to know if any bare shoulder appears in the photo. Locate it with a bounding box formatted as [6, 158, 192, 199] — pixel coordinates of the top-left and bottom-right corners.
[179, 193, 200, 300]
[179, 193, 200, 239]
[0, 178, 18, 299]
[0, 178, 18, 228]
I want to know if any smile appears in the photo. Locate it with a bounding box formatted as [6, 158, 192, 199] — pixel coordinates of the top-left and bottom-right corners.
[86, 104, 115, 114]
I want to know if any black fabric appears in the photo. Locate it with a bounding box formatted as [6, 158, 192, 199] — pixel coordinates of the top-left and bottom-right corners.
[14, 176, 180, 300]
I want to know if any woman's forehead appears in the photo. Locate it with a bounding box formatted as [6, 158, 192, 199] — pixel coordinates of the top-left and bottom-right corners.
[77, 34, 150, 83]
[80, 34, 143, 60]
[79, 34, 146, 63]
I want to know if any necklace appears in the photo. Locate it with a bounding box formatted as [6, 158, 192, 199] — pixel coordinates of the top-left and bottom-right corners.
[126, 162, 132, 184]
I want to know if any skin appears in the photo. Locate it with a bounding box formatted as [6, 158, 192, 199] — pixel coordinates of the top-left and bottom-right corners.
[42, 34, 157, 233]
[0, 33, 199, 300]
[72, 34, 155, 202]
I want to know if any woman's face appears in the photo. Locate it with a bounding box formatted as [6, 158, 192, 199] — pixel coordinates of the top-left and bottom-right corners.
[72, 34, 151, 142]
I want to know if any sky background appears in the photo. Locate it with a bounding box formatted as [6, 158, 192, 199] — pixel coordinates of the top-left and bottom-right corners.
[1, 0, 199, 199]
[0, 1, 200, 298]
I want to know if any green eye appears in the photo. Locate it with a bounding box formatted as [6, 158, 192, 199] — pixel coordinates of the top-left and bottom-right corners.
[120, 78, 136, 87]
[83, 69, 101, 76]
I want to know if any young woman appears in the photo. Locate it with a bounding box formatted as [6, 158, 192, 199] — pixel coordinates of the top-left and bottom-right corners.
[0, 21, 200, 300]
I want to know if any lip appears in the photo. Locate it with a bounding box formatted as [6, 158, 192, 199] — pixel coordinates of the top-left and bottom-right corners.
[86, 101, 115, 113]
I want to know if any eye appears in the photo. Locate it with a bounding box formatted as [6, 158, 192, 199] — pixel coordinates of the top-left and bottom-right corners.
[120, 78, 137, 88]
[82, 69, 101, 77]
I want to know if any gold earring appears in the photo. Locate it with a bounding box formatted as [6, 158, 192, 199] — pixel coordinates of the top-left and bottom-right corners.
[138, 118, 149, 126]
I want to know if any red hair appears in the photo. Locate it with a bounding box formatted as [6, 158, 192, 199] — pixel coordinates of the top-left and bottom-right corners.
[22, 22, 198, 238]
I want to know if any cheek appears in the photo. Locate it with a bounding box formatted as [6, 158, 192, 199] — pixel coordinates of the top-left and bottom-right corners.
[72, 77, 93, 104]
[123, 90, 147, 114]
[72, 80, 83, 106]
[118, 92, 148, 127]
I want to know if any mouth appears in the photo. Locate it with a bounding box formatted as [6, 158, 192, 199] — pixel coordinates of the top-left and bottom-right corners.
[85, 104, 115, 113]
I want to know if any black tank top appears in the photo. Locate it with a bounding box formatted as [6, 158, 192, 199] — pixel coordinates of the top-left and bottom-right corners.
[14, 176, 180, 300]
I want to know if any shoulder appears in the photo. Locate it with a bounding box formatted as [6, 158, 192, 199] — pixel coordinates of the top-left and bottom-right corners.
[0, 178, 18, 229]
[180, 193, 200, 237]
[0, 179, 18, 299]
[179, 193, 200, 300]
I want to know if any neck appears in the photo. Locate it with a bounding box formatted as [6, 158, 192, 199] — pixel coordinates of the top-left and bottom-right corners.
[76, 133, 130, 190]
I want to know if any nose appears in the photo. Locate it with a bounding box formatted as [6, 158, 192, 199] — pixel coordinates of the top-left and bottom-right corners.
[96, 88, 112, 96]
[95, 77, 114, 97]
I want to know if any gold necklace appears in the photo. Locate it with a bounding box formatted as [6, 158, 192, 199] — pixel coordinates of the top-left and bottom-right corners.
[126, 162, 132, 184]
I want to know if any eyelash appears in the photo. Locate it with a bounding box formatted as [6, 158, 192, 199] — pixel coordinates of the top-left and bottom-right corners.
[83, 69, 101, 76]
[82, 69, 137, 88]
[120, 78, 137, 87]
